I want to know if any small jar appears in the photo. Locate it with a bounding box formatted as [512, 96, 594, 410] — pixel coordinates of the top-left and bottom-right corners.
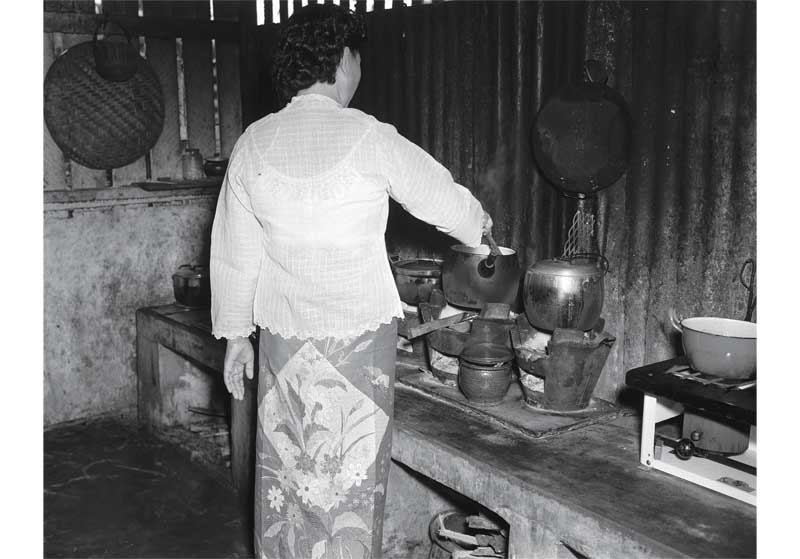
[182, 148, 204, 180]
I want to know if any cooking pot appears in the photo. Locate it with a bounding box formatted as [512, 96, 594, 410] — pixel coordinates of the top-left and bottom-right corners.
[523, 254, 608, 332]
[172, 264, 211, 308]
[390, 258, 442, 305]
[669, 313, 756, 379]
[442, 244, 521, 311]
[458, 342, 515, 406]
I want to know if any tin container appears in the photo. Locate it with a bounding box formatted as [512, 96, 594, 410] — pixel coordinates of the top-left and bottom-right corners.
[182, 148, 204, 180]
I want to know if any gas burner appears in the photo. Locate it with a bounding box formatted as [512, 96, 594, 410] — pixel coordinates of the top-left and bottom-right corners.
[663, 364, 756, 391]
[626, 357, 756, 506]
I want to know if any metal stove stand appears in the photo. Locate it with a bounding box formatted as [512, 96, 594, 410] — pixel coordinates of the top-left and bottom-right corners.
[626, 357, 756, 506]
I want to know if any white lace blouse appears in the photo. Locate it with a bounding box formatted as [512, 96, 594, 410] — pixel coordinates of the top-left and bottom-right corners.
[210, 93, 485, 341]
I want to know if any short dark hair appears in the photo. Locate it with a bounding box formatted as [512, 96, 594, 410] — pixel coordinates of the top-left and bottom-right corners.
[271, 4, 366, 103]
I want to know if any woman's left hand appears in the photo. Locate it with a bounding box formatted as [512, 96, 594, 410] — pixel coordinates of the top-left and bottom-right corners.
[223, 337, 254, 401]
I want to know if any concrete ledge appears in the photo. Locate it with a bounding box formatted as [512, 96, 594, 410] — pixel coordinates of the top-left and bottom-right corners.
[44, 183, 221, 214]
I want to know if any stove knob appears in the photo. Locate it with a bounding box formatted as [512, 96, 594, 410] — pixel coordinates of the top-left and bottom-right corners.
[690, 430, 702, 442]
[675, 439, 695, 461]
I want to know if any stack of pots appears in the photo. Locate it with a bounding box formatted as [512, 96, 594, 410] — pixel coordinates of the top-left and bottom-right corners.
[457, 315, 516, 406]
[458, 341, 515, 407]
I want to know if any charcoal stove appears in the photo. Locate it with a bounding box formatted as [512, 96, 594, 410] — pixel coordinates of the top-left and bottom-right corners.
[626, 357, 756, 506]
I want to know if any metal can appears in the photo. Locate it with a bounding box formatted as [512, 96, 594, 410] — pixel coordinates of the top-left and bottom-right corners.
[182, 148, 204, 180]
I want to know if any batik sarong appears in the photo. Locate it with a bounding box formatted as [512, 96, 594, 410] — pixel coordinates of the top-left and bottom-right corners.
[254, 320, 397, 559]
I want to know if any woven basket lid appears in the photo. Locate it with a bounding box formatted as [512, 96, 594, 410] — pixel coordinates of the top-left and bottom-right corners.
[44, 41, 164, 170]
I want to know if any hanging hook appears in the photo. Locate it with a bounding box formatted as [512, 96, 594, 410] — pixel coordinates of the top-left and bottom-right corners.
[739, 258, 756, 322]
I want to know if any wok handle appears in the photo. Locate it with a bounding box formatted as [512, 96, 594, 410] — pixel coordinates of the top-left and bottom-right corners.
[668, 307, 683, 333]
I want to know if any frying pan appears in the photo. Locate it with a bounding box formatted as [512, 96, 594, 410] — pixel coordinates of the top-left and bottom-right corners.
[531, 65, 632, 196]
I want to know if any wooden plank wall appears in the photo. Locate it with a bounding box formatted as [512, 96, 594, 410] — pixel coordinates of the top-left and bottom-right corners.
[146, 2, 183, 180]
[215, 2, 250, 158]
[43, 0, 246, 190]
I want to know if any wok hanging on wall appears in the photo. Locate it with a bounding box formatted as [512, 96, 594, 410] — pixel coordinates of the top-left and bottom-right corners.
[531, 61, 632, 197]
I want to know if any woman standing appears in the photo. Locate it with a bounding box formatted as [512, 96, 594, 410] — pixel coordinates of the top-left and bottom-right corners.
[210, 4, 491, 558]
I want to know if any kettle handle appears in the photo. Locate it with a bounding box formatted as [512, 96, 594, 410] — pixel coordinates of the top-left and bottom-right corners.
[565, 252, 610, 275]
[668, 307, 683, 333]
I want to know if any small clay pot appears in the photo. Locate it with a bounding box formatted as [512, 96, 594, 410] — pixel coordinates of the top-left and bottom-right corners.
[458, 360, 513, 406]
[203, 157, 229, 177]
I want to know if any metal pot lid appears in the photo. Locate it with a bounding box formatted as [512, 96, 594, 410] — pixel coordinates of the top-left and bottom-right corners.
[173, 265, 207, 279]
[528, 257, 606, 277]
[391, 258, 443, 277]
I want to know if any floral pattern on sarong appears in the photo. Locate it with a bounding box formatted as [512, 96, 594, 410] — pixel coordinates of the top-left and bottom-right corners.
[255, 324, 395, 559]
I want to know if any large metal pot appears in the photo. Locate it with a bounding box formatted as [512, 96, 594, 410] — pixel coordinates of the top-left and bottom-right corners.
[669, 314, 756, 379]
[523, 255, 608, 332]
[442, 244, 521, 311]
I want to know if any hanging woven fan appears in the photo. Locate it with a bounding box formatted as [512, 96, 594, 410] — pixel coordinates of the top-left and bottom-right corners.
[44, 38, 164, 170]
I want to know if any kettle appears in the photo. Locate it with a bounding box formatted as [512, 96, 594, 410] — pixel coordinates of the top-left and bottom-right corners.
[522, 254, 608, 332]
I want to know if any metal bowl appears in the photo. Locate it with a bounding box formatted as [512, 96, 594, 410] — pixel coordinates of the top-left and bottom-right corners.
[390, 258, 442, 305]
[677, 317, 756, 379]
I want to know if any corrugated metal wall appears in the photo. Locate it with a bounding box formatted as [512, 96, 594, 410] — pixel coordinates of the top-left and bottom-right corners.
[248, 0, 757, 401]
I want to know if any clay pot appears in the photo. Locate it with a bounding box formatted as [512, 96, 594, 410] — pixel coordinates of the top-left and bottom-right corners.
[458, 361, 513, 406]
[203, 157, 229, 177]
[458, 342, 514, 406]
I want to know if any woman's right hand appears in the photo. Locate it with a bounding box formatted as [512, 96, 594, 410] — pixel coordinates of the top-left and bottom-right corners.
[223, 337, 254, 401]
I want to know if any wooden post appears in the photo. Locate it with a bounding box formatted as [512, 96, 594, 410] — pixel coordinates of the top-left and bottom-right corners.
[44, 31, 68, 190]
[238, 2, 263, 128]
[265, 1, 274, 24]
[104, 0, 147, 186]
[279, 0, 289, 23]
[231, 337, 259, 554]
[143, 2, 183, 180]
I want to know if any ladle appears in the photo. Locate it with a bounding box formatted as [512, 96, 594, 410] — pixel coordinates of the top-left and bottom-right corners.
[478, 232, 502, 278]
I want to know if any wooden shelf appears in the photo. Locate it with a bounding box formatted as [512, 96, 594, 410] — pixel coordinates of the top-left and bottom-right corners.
[44, 181, 221, 214]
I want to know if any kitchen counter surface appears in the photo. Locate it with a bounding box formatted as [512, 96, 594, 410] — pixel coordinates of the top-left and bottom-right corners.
[136, 305, 756, 559]
[393, 354, 755, 558]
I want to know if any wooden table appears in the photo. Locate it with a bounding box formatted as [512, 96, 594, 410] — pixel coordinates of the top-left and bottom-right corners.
[136, 305, 756, 559]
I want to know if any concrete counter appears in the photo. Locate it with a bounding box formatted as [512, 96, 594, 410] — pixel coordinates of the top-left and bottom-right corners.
[136, 305, 755, 558]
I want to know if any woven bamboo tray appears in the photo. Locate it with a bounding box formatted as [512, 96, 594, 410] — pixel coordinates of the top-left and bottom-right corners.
[44, 41, 164, 170]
